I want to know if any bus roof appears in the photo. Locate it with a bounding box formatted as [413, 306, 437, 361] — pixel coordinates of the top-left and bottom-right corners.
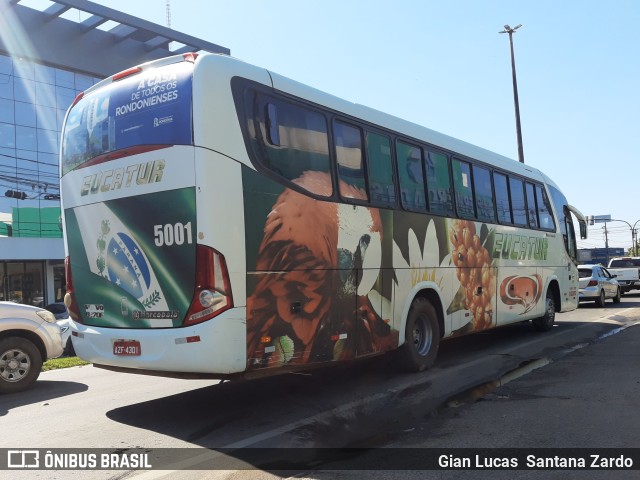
[263, 62, 546, 182]
[87, 52, 551, 185]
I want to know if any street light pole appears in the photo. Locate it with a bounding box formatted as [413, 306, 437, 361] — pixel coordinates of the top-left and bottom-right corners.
[633, 220, 640, 256]
[610, 219, 640, 256]
[499, 24, 525, 163]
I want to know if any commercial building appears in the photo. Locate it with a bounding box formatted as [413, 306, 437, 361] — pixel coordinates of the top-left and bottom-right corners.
[578, 248, 625, 267]
[0, 0, 228, 306]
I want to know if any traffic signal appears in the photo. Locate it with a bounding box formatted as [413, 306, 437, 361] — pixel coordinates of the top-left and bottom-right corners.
[5, 190, 27, 200]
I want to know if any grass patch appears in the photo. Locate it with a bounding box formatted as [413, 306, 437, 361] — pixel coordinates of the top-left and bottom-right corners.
[43, 356, 91, 371]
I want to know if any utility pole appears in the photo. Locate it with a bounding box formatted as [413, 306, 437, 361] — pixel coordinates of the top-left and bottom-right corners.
[604, 223, 609, 265]
[499, 24, 525, 163]
[633, 220, 640, 256]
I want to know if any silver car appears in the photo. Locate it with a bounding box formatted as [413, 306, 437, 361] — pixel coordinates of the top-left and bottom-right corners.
[0, 301, 64, 393]
[578, 264, 621, 306]
[44, 303, 75, 356]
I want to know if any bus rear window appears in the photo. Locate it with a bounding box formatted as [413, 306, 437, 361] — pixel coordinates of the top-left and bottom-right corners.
[61, 62, 193, 175]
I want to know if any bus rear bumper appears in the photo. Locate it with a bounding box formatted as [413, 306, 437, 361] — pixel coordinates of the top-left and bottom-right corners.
[70, 308, 247, 376]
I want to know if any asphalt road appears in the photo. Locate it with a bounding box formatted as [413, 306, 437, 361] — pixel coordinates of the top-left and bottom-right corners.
[3, 295, 640, 480]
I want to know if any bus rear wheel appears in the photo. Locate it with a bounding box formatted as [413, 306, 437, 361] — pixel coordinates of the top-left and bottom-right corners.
[397, 297, 440, 372]
[532, 290, 556, 332]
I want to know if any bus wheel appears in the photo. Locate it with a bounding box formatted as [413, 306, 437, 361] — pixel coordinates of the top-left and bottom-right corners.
[532, 290, 556, 332]
[397, 297, 440, 372]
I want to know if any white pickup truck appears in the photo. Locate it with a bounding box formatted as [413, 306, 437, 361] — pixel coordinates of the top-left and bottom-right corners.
[607, 257, 640, 294]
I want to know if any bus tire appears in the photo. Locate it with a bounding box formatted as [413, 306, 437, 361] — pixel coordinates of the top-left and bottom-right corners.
[397, 297, 440, 372]
[532, 290, 556, 332]
[0, 337, 43, 394]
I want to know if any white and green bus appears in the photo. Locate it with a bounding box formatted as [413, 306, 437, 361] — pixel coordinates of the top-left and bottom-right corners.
[60, 53, 587, 378]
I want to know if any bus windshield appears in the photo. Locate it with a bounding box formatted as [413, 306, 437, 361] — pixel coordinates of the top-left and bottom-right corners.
[61, 61, 193, 175]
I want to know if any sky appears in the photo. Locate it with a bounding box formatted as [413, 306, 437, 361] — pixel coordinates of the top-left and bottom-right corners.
[23, 0, 640, 250]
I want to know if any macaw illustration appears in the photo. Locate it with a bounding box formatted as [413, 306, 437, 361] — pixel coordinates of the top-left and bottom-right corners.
[246, 171, 395, 368]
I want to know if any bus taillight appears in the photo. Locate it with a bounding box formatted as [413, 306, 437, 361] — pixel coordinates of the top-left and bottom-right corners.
[63, 256, 83, 323]
[184, 246, 233, 326]
[71, 92, 84, 107]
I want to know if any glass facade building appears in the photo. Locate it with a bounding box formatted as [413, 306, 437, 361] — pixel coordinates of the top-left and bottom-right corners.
[0, 53, 100, 238]
[0, 53, 100, 305]
[1, 0, 228, 307]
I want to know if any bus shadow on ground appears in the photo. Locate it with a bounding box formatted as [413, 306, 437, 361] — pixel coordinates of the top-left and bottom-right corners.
[105, 354, 399, 445]
[104, 318, 621, 446]
[104, 317, 628, 471]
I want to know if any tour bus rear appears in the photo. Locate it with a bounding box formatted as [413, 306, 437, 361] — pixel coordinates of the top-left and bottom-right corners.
[60, 54, 244, 375]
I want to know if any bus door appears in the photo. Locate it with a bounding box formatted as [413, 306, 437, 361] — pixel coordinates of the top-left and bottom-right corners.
[559, 207, 581, 309]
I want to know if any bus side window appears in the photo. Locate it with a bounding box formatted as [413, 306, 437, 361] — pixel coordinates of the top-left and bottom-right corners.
[494, 172, 512, 224]
[509, 177, 527, 226]
[452, 158, 475, 219]
[258, 97, 331, 197]
[366, 132, 395, 207]
[397, 141, 426, 211]
[525, 182, 539, 228]
[334, 121, 367, 201]
[424, 150, 454, 217]
[535, 184, 554, 230]
[265, 103, 280, 146]
[472, 164, 495, 223]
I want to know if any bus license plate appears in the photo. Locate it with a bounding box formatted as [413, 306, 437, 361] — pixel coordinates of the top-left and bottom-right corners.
[113, 340, 141, 356]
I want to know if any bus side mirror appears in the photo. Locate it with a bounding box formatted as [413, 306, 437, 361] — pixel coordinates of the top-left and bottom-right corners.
[579, 220, 587, 240]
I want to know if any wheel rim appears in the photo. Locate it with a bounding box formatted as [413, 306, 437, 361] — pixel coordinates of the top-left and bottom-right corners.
[0, 348, 31, 383]
[412, 313, 433, 356]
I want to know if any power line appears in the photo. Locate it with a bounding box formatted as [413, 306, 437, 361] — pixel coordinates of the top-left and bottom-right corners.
[0, 151, 61, 169]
